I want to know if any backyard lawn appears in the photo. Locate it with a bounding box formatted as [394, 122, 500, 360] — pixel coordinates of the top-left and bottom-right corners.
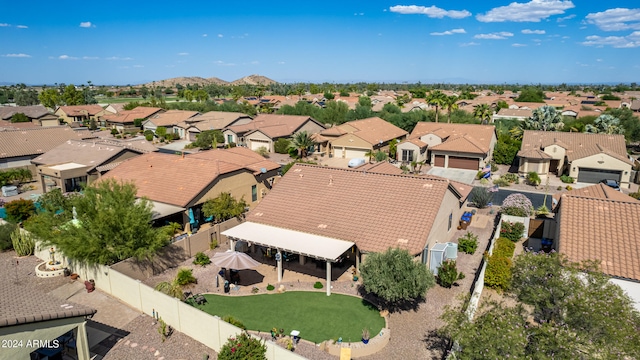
[190, 292, 385, 344]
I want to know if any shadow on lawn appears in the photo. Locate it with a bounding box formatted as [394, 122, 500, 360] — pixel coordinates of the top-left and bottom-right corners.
[356, 285, 426, 314]
[422, 329, 450, 360]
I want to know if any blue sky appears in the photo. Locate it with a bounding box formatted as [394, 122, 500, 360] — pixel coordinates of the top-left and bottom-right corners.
[1, 1, 639, 85]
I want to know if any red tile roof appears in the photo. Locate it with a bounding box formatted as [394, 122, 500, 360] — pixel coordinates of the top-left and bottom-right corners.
[0, 105, 52, 120]
[519, 131, 630, 163]
[410, 122, 495, 154]
[145, 110, 199, 127]
[323, 117, 408, 145]
[102, 107, 164, 124]
[0, 126, 94, 159]
[58, 105, 105, 117]
[245, 164, 464, 255]
[225, 114, 323, 138]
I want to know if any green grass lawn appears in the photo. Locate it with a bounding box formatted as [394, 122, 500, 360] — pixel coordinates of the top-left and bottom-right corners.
[191, 292, 385, 343]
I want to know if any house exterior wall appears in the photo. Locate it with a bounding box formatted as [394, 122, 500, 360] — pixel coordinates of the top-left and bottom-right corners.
[518, 158, 550, 179]
[0, 155, 36, 169]
[487, 132, 498, 163]
[396, 142, 427, 163]
[542, 144, 566, 173]
[295, 120, 325, 135]
[40, 118, 60, 127]
[246, 131, 273, 152]
[425, 190, 465, 264]
[330, 135, 372, 158]
[189, 169, 278, 209]
[222, 129, 239, 146]
[570, 153, 632, 188]
[419, 133, 443, 147]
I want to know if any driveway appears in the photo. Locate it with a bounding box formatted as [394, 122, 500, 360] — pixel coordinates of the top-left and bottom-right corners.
[427, 167, 477, 184]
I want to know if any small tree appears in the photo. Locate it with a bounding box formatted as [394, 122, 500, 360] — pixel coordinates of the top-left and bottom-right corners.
[155, 126, 167, 139]
[274, 138, 291, 154]
[133, 118, 144, 128]
[0, 222, 18, 251]
[11, 112, 30, 123]
[255, 146, 269, 158]
[469, 187, 493, 208]
[436, 260, 465, 288]
[218, 332, 267, 360]
[5, 199, 36, 223]
[457, 232, 478, 254]
[360, 248, 435, 309]
[527, 171, 541, 186]
[501, 193, 533, 217]
[202, 192, 247, 223]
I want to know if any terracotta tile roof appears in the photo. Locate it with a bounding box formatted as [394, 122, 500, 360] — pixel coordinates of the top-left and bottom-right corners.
[519, 130, 630, 163]
[557, 191, 640, 281]
[145, 110, 199, 127]
[495, 108, 532, 118]
[0, 126, 94, 159]
[245, 164, 463, 255]
[553, 183, 638, 206]
[31, 139, 143, 171]
[320, 126, 348, 137]
[226, 114, 323, 138]
[97, 137, 158, 153]
[58, 105, 105, 117]
[517, 148, 553, 159]
[183, 111, 252, 131]
[102, 107, 164, 124]
[0, 282, 96, 327]
[357, 161, 404, 175]
[401, 138, 428, 149]
[0, 120, 40, 130]
[328, 117, 408, 145]
[0, 105, 52, 120]
[410, 123, 495, 154]
[102, 147, 279, 207]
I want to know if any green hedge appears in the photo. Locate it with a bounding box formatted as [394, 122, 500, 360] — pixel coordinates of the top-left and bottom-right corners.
[485, 254, 512, 291]
[493, 237, 516, 258]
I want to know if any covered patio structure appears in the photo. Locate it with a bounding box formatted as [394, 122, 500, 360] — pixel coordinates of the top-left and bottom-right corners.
[222, 222, 355, 296]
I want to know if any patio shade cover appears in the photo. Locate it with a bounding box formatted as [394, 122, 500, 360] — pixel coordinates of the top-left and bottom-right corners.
[211, 251, 261, 270]
[222, 222, 355, 261]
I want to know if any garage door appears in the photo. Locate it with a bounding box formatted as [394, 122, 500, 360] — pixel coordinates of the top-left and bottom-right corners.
[345, 148, 368, 159]
[250, 139, 270, 151]
[434, 155, 445, 167]
[448, 156, 479, 170]
[577, 168, 622, 183]
[334, 147, 344, 158]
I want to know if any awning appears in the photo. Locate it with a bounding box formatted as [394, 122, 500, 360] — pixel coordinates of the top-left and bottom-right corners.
[222, 222, 354, 262]
[147, 200, 185, 220]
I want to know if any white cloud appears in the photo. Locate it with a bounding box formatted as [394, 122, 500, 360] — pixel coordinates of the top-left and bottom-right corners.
[16, 25, 27, 29]
[596, 58, 603, 62]
[82, 56, 99, 60]
[133, 65, 144, 68]
[277, 61, 285, 65]
[477, 0, 574, 22]
[177, 52, 189, 56]
[0, 23, 9, 27]
[2, 53, 31, 58]
[460, 42, 480, 47]
[585, 8, 640, 31]
[581, 31, 640, 48]
[217, 34, 223, 38]
[522, 29, 545, 34]
[512, 43, 528, 47]
[474, 31, 514, 40]
[389, 5, 471, 19]
[202, 33, 208, 37]
[250, 60, 259, 65]
[106, 56, 133, 60]
[354, 12, 364, 16]
[557, 14, 576, 22]
[79, 21, 94, 28]
[214, 60, 235, 66]
[58, 55, 78, 60]
[430, 28, 466, 36]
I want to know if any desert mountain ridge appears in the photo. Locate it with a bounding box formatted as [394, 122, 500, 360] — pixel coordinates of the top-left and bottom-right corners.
[143, 74, 276, 87]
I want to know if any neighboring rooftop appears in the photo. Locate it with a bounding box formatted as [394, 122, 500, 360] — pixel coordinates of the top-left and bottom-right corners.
[57, 104, 106, 117]
[410, 122, 496, 154]
[102, 107, 164, 124]
[225, 114, 322, 138]
[145, 110, 199, 127]
[0, 105, 52, 120]
[519, 130, 630, 163]
[183, 111, 252, 130]
[244, 164, 467, 255]
[31, 139, 143, 170]
[0, 126, 93, 159]
[321, 117, 408, 145]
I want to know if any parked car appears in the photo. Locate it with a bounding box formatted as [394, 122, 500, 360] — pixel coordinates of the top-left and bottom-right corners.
[348, 158, 366, 168]
[600, 179, 621, 191]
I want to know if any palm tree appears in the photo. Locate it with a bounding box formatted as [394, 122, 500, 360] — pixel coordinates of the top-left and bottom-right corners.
[427, 90, 447, 123]
[444, 95, 459, 123]
[365, 149, 375, 163]
[288, 131, 316, 159]
[473, 104, 492, 124]
[523, 105, 564, 132]
[584, 114, 624, 134]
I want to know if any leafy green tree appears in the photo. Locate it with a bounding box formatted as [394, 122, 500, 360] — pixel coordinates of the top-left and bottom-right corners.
[323, 92, 335, 100]
[288, 131, 316, 159]
[515, 87, 545, 102]
[493, 133, 521, 165]
[360, 248, 435, 309]
[38, 88, 61, 109]
[585, 114, 625, 134]
[202, 192, 247, 223]
[427, 90, 447, 123]
[5, 199, 36, 223]
[218, 332, 267, 360]
[322, 100, 349, 124]
[472, 104, 492, 124]
[14, 89, 39, 106]
[24, 179, 169, 265]
[191, 130, 224, 150]
[443, 95, 459, 123]
[61, 84, 85, 105]
[523, 105, 564, 132]
[155, 126, 167, 139]
[10, 113, 30, 123]
[273, 138, 291, 154]
[0, 222, 18, 251]
[133, 118, 144, 128]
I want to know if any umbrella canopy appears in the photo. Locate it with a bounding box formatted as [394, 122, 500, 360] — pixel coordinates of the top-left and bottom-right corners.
[211, 251, 261, 270]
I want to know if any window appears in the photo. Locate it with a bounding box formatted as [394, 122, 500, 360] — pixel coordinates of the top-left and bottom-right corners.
[448, 212, 453, 231]
[402, 150, 414, 162]
[227, 134, 233, 144]
[251, 185, 258, 202]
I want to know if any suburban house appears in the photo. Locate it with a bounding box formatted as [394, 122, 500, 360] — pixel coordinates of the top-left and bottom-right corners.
[0, 105, 59, 128]
[221, 164, 471, 294]
[491, 108, 533, 122]
[223, 114, 325, 152]
[174, 111, 252, 141]
[31, 139, 149, 193]
[517, 131, 632, 188]
[313, 117, 408, 159]
[0, 126, 93, 170]
[0, 281, 97, 360]
[55, 105, 113, 125]
[142, 110, 200, 136]
[102, 107, 165, 132]
[104, 103, 126, 114]
[554, 184, 640, 310]
[398, 123, 497, 170]
[101, 147, 280, 228]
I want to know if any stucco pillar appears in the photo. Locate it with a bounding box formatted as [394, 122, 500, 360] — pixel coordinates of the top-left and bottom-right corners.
[299, 255, 305, 265]
[76, 322, 90, 360]
[229, 239, 235, 252]
[277, 250, 282, 283]
[444, 155, 449, 168]
[326, 261, 331, 296]
[355, 249, 360, 272]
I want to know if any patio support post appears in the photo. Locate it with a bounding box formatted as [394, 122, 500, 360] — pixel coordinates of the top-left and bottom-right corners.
[229, 239, 235, 252]
[326, 261, 331, 296]
[277, 250, 282, 283]
[76, 322, 91, 360]
[299, 255, 305, 265]
[355, 249, 360, 272]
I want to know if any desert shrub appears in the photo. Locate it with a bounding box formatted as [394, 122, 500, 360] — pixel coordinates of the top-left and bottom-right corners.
[193, 252, 211, 266]
[0, 222, 17, 251]
[500, 221, 525, 242]
[470, 187, 493, 208]
[175, 268, 197, 286]
[110, 128, 119, 136]
[484, 254, 512, 291]
[145, 133, 153, 141]
[501, 193, 533, 217]
[476, 170, 486, 180]
[313, 281, 323, 289]
[274, 138, 291, 154]
[479, 178, 489, 185]
[501, 173, 519, 183]
[527, 171, 541, 186]
[493, 237, 516, 258]
[566, 185, 573, 191]
[5, 198, 36, 223]
[490, 162, 499, 172]
[255, 146, 269, 158]
[266, 284, 275, 291]
[11, 228, 35, 256]
[560, 175, 574, 184]
[458, 232, 478, 254]
[493, 177, 510, 187]
[630, 192, 640, 200]
[557, 186, 563, 191]
[218, 332, 266, 360]
[536, 205, 550, 216]
[437, 260, 465, 288]
[222, 315, 246, 330]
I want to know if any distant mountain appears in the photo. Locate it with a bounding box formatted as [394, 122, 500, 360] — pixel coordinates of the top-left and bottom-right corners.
[142, 74, 276, 87]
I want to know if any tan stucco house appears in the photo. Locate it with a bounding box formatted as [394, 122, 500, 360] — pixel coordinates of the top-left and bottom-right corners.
[55, 105, 113, 125]
[102, 107, 165, 132]
[223, 114, 325, 152]
[517, 131, 632, 188]
[0, 105, 59, 127]
[175, 111, 253, 141]
[399, 122, 497, 170]
[142, 110, 200, 136]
